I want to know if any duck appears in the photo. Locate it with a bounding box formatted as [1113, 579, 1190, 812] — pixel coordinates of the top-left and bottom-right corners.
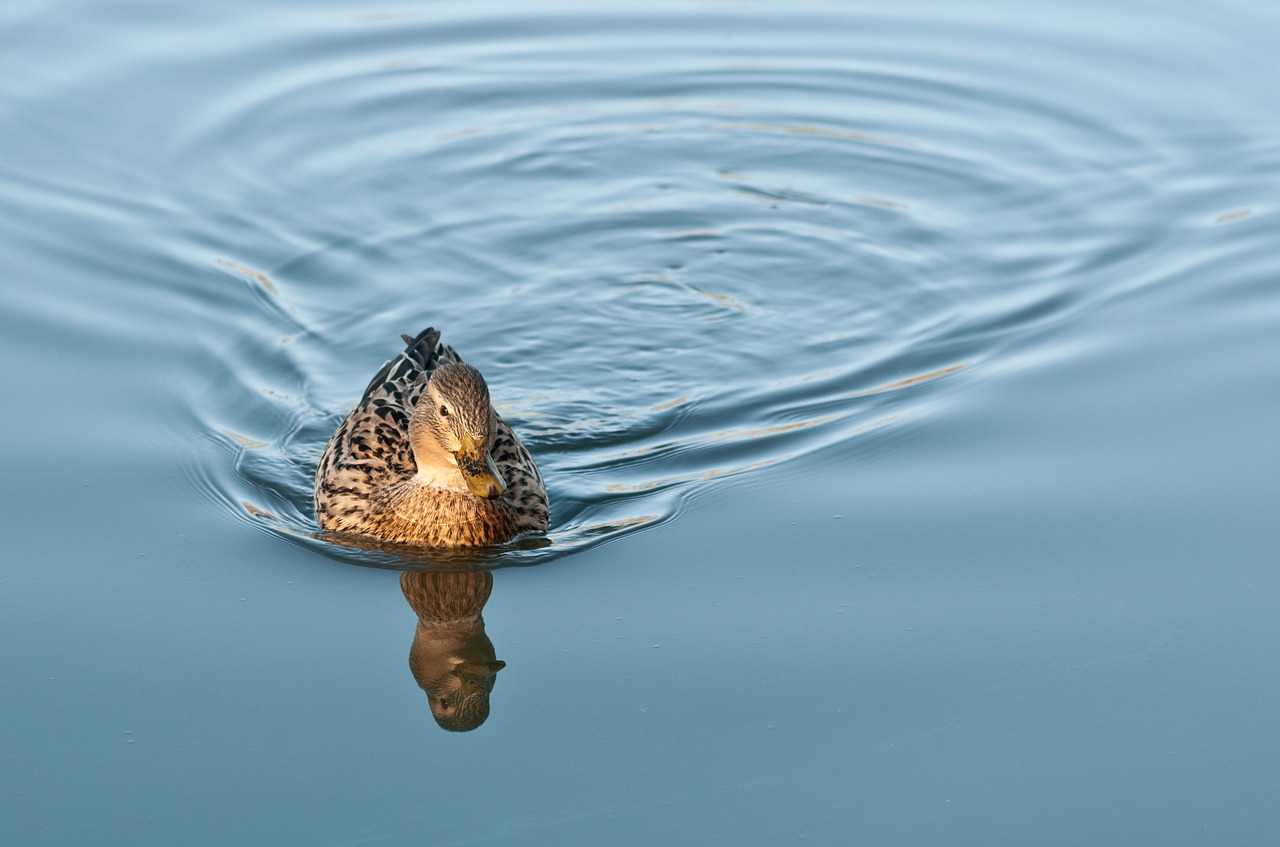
[314, 327, 548, 547]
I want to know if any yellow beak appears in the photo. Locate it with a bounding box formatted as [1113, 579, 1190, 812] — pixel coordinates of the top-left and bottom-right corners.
[456, 433, 505, 499]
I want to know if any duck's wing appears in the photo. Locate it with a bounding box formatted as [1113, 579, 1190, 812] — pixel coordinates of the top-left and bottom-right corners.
[492, 416, 543, 487]
[491, 409, 549, 532]
[318, 328, 450, 495]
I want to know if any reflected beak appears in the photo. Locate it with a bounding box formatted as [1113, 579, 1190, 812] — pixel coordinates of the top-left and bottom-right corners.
[456, 432, 505, 499]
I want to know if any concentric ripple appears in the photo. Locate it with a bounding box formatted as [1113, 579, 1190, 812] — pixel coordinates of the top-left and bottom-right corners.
[162, 3, 1202, 570]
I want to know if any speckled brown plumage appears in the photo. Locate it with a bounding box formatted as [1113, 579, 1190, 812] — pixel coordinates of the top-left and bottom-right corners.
[314, 327, 548, 547]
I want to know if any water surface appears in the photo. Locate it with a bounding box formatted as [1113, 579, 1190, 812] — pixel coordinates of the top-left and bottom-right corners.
[3, 0, 1279, 843]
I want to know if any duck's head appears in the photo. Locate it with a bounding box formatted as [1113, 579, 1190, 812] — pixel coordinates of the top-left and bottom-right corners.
[422, 660, 506, 732]
[408, 362, 506, 499]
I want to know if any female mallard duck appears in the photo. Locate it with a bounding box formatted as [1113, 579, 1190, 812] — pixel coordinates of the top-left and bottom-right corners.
[314, 327, 548, 547]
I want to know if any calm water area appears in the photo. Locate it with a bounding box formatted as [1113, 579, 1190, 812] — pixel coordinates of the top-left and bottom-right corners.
[3, 0, 1279, 843]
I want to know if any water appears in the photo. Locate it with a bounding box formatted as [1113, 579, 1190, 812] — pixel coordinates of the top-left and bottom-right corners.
[3, 0, 1279, 843]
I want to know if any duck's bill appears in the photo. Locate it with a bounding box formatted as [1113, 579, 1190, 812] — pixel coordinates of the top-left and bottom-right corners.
[457, 434, 506, 499]
[459, 659, 506, 678]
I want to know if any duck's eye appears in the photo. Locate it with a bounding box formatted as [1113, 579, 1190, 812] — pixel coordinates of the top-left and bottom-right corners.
[439, 405, 450, 417]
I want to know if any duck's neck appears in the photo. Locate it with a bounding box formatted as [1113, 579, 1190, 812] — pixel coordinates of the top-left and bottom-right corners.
[411, 446, 469, 493]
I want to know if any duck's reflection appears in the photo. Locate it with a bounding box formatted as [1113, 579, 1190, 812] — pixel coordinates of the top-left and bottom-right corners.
[400, 570, 505, 732]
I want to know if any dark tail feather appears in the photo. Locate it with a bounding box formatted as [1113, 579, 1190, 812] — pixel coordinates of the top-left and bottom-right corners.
[401, 327, 442, 370]
[359, 327, 442, 398]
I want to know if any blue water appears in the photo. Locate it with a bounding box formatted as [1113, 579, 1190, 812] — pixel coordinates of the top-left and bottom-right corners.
[3, 0, 1279, 843]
